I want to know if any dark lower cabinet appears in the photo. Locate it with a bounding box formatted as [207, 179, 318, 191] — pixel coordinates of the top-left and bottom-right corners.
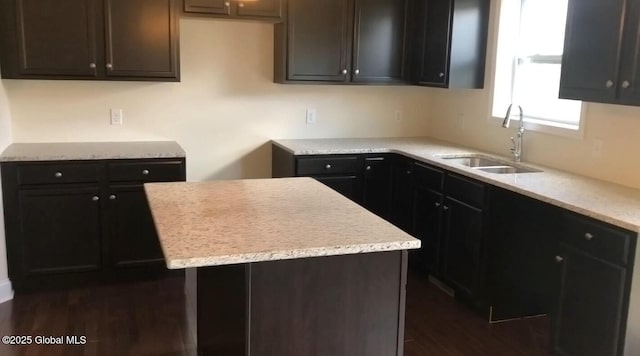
[554, 245, 627, 356]
[412, 186, 442, 273]
[362, 156, 393, 219]
[107, 185, 164, 268]
[314, 175, 359, 201]
[391, 157, 414, 233]
[441, 196, 483, 299]
[18, 187, 102, 277]
[553, 212, 635, 356]
[1, 157, 186, 291]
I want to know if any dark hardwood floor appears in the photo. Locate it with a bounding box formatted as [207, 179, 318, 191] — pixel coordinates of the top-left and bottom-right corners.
[0, 270, 551, 356]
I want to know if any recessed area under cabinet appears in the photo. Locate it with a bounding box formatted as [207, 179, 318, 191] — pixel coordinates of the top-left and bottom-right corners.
[0, 0, 180, 81]
[273, 0, 409, 84]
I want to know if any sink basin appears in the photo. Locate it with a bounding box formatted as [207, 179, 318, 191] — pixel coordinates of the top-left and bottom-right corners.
[436, 154, 543, 174]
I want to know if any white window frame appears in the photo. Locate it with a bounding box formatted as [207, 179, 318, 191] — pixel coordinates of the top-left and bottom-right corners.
[488, 0, 586, 139]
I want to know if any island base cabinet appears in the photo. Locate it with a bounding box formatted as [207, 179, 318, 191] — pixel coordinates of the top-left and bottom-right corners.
[554, 245, 627, 356]
[187, 251, 408, 356]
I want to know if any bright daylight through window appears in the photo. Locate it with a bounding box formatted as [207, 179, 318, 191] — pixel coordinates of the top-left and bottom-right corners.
[492, 0, 582, 131]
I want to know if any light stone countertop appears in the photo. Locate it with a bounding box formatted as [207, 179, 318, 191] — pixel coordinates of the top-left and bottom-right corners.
[272, 137, 640, 233]
[144, 177, 420, 269]
[0, 141, 185, 162]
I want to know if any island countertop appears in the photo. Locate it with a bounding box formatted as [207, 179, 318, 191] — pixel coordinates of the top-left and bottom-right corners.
[0, 141, 185, 161]
[144, 177, 420, 269]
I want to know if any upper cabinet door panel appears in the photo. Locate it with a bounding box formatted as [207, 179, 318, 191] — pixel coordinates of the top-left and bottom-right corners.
[286, 0, 352, 82]
[184, 0, 232, 15]
[559, 0, 624, 102]
[413, 0, 451, 86]
[104, 0, 179, 79]
[236, 0, 282, 19]
[618, 0, 640, 105]
[352, 0, 407, 83]
[15, 0, 98, 77]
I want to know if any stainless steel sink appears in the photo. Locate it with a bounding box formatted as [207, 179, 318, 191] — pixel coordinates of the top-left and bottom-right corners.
[436, 154, 543, 174]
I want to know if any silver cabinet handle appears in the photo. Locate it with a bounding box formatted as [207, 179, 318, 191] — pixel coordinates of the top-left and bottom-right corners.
[54, 172, 63, 178]
[109, 194, 117, 200]
[354, 69, 360, 75]
[92, 196, 100, 202]
[406, 170, 412, 175]
[606, 80, 614, 88]
[365, 165, 372, 171]
[555, 256, 564, 263]
[622, 80, 631, 89]
[142, 169, 150, 175]
[341, 69, 348, 75]
[106, 63, 113, 70]
[224, 1, 230, 6]
[434, 202, 441, 208]
[439, 72, 444, 78]
[443, 205, 449, 211]
[325, 164, 332, 169]
[238, 2, 245, 7]
[585, 232, 594, 241]
[89, 63, 96, 69]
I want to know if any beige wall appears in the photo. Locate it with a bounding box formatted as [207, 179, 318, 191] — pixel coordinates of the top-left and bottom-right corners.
[0, 78, 12, 286]
[5, 18, 430, 181]
[425, 0, 640, 190]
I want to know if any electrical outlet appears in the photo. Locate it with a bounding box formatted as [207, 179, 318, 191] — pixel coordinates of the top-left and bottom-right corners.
[306, 108, 317, 124]
[110, 109, 123, 125]
[394, 110, 403, 122]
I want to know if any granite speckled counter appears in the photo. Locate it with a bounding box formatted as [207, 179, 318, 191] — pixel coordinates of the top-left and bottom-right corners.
[0, 141, 185, 161]
[144, 177, 420, 269]
[272, 137, 640, 233]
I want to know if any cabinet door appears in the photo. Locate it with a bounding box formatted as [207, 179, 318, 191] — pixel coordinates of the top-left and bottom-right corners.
[554, 245, 626, 356]
[104, 0, 179, 79]
[412, 187, 442, 274]
[362, 157, 393, 220]
[559, 0, 624, 103]
[108, 185, 164, 268]
[314, 176, 359, 202]
[441, 196, 483, 298]
[10, 0, 99, 77]
[183, 0, 231, 15]
[18, 188, 102, 276]
[618, 0, 640, 105]
[411, 0, 451, 86]
[236, 0, 282, 19]
[285, 0, 352, 81]
[391, 160, 414, 233]
[352, 0, 407, 83]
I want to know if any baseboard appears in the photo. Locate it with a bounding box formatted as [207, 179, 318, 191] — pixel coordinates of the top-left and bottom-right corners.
[0, 279, 14, 304]
[428, 275, 455, 297]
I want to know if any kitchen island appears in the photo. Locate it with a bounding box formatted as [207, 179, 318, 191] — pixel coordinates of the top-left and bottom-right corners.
[144, 177, 420, 356]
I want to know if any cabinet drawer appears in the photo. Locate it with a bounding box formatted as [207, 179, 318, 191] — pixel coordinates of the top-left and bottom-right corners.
[296, 156, 359, 176]
[413, 161, 444, 192]
[561, 212, 633, 266]
[17, 163, 100, 185]
[445, 173, 485, 208]
[108, 160, 184, 182]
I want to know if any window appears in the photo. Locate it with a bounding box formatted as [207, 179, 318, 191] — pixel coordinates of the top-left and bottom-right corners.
[492, 0, 583, 133]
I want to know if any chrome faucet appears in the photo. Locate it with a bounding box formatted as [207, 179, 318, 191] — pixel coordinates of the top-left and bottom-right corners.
[502, 104, 525, 163]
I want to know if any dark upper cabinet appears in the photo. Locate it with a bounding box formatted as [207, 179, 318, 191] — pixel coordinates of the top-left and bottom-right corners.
[0, 0, 179, 81]
[274, 0, 408, 84]
[559, 0, 625, 103]
[560, 0, 640, 106]
[104, 0, 179, 79]
[409, 0, 489, 88]
[183, 0, 282, 21]
[352, 0, 408, 83]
